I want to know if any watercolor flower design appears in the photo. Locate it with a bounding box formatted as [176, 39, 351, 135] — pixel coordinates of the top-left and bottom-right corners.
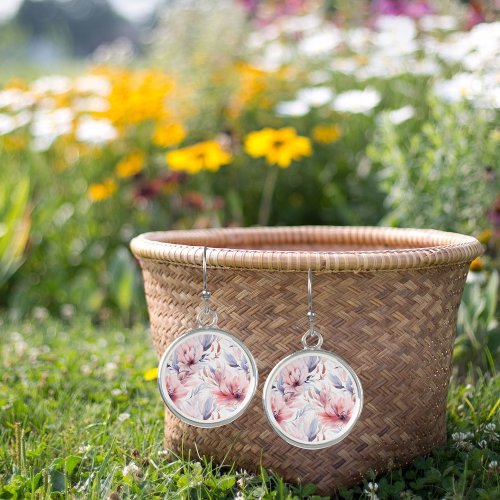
[268, 354, 360, 444]
[162, 333, 254, 423]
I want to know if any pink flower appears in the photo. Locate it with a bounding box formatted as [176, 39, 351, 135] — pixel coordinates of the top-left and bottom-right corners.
[165, 373, 190, 403]
[176, 341, 204, 373]
[207, 366, 249, 407]
[270, 392, 295, 424]
[282, 361, 309, 394]
[317, 389, 355, 428]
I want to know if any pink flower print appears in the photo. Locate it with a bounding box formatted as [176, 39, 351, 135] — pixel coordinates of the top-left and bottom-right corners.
[212, 368, 249, 407]
[270, 392, 295, 424]
[282, 361, 309, 394]
[176, 341, 204, 373]
[317, 389, 355, 428]
[165, 373, 190, 403]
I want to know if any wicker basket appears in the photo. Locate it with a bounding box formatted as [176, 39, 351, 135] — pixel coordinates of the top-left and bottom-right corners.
[130, 226, 482, 493]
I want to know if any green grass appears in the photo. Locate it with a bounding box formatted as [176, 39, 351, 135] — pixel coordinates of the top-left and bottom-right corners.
[0, 316, 499, 499]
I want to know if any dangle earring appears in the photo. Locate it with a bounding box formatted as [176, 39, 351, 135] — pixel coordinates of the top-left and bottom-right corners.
[263, 269, 363, 449]
[158, 247, 258, 428]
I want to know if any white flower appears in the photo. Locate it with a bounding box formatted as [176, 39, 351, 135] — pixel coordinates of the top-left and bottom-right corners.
[117, 412, 130, 423]
[374, 16, 417, 56]
[420, 15, 458, 32]
[111, 388, 123, 397]
[298, 29, 341, 56]
[385, 105, 415, 125]
[30, 107, 74, 151]
[75, 116, 118, 145]
[466, 271, 486, 284]
[78, 444, 91, 453]
[0, 89, 35, 111]
[73, 97, 110, 113]
[275, 100, 310, 117]
[122, 462, 141, 480]
[434, 73, 483, 103]
[296, 86, 334, 107]
[489, 460, 498, 469]
[0, 113, 16, 135]
[245, 25, 279, 50]
[478, 439, 488, 448]
[485, 423, 496, 432]
[74, 75, 112, 96]
[32, 75, 72, 95]
[345, 27, 372, 52]
[256, 42, 292, 71]
[367, 482, 378, 491]
[103, 361, 118, 379]
[332, 88, 381, 114]
[31, 108, 73, 137]
[376, 16, 417, 39]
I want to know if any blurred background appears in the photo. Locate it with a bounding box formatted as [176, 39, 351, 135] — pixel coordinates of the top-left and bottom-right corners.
[0, 0, 499, 373]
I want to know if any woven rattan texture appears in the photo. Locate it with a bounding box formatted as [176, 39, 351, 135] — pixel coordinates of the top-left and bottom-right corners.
[138, 257, 471, 493]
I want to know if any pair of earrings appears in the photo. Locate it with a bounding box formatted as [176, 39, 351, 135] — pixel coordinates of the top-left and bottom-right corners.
[158, 247, 363, 450]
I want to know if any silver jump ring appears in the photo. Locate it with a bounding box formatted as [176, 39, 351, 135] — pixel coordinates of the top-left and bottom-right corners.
[196, 308, 218, 328]
[301, 328, 323, 350]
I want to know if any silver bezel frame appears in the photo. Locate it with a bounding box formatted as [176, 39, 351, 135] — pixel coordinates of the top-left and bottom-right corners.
[158, 327, 258, 428]
[262, 349, 363, 449]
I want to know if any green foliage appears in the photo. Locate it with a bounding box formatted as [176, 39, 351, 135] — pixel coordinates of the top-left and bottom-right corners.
[0, 316, 499, 499]
[455, 272, 500, 374]
[0, 176, 30, 293]
[368, 101, 498, 235]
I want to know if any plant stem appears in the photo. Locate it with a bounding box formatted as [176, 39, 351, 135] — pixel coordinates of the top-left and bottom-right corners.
[258, 167, 279, 226]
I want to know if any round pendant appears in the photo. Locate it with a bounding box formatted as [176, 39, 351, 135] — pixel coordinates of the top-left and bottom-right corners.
[158, 328, 258, 428]
[263, 349, 363, 449]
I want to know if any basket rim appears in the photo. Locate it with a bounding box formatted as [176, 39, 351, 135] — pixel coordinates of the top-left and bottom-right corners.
[129, 226, 483, 272]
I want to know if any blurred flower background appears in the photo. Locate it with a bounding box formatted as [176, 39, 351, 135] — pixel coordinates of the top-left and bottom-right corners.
[0, 0, 499, 372]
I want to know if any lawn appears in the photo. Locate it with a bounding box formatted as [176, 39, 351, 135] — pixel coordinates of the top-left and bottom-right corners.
[1, 316, 499, 499]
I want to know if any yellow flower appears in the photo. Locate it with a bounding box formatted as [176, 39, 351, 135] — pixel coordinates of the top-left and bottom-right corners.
[469, 257, 484, 272]
[94, 68, 175, 126]
[312, 125, 342, 144]
[153, 122, 187, 148]
[87, 178, 117, 202]
[116, 151, 145, 178]
[166, 140, 232, 174]
[477, 229, 492, 245]
[244, 127, 312, 168]
[143, 367, 158, 381]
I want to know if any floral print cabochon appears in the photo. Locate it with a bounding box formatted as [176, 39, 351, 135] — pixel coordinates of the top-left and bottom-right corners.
[158, 328, 258, 428]
[263, 350, 363, 449]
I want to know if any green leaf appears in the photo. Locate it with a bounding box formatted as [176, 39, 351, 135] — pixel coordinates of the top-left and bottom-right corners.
[65, 455, 82, 476]
[217, 475, 236, 491]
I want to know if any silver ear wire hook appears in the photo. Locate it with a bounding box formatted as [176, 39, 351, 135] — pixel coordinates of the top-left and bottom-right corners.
[302, 268, 323, 350]
[197, 246, 217, 327]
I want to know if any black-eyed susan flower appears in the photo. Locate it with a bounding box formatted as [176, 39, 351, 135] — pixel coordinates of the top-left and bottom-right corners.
[166, 140, 232, 174]
[116, 151, 145, 178]
[244, 127, 312, 168]
[87, 178, 117, 202]
[312, 124, 342, 143]
[469, 257, 484, 272]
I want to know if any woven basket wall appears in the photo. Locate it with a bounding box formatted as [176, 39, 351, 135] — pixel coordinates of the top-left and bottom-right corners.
[130, 226, 483, 494]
